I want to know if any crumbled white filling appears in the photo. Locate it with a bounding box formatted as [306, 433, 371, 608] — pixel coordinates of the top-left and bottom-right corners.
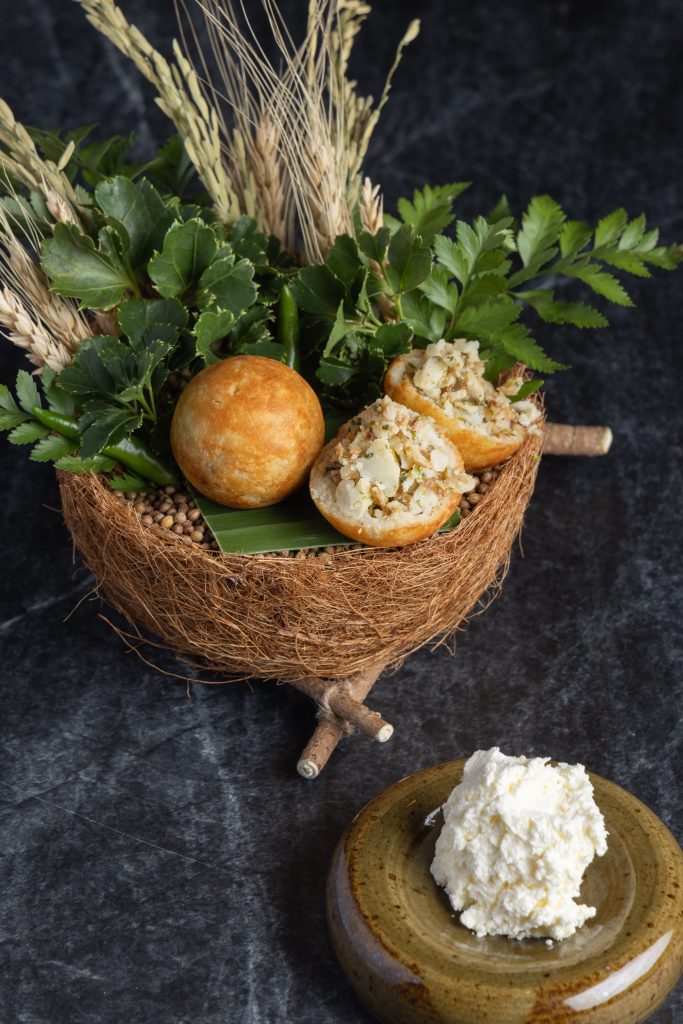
[406, 339, 541, 438]
[328, 396, 475, 521]
[431, 748, 608, 941]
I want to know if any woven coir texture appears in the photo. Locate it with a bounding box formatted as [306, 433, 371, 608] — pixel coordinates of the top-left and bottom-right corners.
[58, 429, 542, 683]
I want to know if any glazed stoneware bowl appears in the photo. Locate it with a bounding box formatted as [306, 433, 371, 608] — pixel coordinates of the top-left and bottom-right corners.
[327, 761, 683, 1024]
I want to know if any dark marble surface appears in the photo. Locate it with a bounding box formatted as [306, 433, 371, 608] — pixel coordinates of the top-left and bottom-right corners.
[1, 1, 681, 1021]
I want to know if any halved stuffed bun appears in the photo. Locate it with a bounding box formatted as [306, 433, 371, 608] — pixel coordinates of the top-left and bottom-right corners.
[310, 396, 475, 548]
[384, 339, 541, 471]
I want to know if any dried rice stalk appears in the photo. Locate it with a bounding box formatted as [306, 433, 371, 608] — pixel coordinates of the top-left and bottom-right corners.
[76, 0, 240, 224]
[0, 99, 83, 227]
[0, 202, 89, 370]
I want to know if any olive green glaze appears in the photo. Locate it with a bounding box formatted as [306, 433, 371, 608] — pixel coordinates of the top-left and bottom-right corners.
[327, 761, 683, 1024]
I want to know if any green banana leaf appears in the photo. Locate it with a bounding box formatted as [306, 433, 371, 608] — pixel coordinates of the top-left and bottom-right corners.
[192, 487, 461, 555]
[192, 487, 353, 554]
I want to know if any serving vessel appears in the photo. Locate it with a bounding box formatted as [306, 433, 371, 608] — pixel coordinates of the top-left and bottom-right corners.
[327, 760, 683, 1023]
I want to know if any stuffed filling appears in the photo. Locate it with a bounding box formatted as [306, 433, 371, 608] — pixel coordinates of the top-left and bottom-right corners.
[404, 339, 541, 439]
[325, 397, 475, 522]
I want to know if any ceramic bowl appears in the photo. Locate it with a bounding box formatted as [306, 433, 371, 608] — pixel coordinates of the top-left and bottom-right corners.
[327, 760, 683, 1024]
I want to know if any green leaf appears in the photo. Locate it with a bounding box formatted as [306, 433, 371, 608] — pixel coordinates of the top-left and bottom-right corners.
[487, 195, 512, 224]
[516, 290, 608, 328]
[386, 225, 432, 293]
[0, 387, 25, 424]
[54, 453, 116, 474]
[58, 336, 127, 398]
[15, 370, 40, 413]
[40, 367, 75, 415]
[507, 378, 544, 401]
[434, 234, 469, 284]
[402, 291, 445, 341]
[560, 220, 592, 258]
[234, 338, 286, 361]
[439, 509, 461, 531]
[317, 357, 357, 386]
[396, 182, 470, 243]
[292, 264, 347, 317]
[497, 326, 567, 372]
[118, 297, 188, 347]
[565, 265, 634, 307]
[41, 224, 132, 309]
[148, 218, 217, 298]
[108, 472, 147, 491]
[78, 402, 141, 458]
[594, 209, 627, 248]
[618, 214, 646, 250]
[597, 249, 651, 278]
[369, 322, 413, 358]
[482, 348, 518, 383]
[196, 257, 257, 314]
[456, 298, 521, 337]
[30, 433, 78, 462]
[325, 235, 363, 288]
[194, 309, 235, 364]
[7, 421, 49, 444]
[457, 273, 508, 311]
[418, 265, 459, 314]
[516, 195, 565, 270]
[95, 176, 174, 268]
[358, 228, 391, 264]
[0, 385, 29, 430]
[323, 302, 357, 357]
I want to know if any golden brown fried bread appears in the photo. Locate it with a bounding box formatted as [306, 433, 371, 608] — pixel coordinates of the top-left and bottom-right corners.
[310, 396, 475, 547]
[171, 355, 324, 508]
[384, 339, 541, 471]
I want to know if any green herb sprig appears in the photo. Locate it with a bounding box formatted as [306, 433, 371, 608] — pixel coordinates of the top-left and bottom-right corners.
[293, 186, 682, 407]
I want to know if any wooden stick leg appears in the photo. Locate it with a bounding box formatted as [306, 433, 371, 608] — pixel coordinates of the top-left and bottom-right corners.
[544, 422, 613, 456]
[295, 663, 386, 778]
[297, 720, 345, 779]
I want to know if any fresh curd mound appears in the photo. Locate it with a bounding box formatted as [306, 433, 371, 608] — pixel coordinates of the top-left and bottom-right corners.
[431, 747, 608, 941]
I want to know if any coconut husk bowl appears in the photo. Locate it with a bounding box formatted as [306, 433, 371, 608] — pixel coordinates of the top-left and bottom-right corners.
[57, 426, 544, 775]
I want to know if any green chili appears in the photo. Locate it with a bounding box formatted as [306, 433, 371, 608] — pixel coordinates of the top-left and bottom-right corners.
[32, 407, 176, 487]
[277, 284, 300, 372]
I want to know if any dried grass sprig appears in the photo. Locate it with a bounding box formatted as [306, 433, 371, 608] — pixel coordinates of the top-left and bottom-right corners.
[0, 98, 83, 227]
[0, 202, 89, 370]
[76, 0, 240, 225]
[186, 0, 352, 260]
[331, 10, 420, 204]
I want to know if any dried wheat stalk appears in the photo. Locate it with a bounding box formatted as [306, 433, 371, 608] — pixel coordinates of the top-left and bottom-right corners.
[0, 203, 90, 370]
[76, 0, 240, 225]
[358, 176, 383, 234]
[0, 99, 83, 227]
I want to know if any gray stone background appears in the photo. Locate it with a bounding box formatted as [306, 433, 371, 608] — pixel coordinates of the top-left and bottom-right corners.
[0, 0, 681, 1021]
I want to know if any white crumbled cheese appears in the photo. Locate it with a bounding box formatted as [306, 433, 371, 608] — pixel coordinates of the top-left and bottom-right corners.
[430, 748, 608, 941]
[406, 339, 542, 439]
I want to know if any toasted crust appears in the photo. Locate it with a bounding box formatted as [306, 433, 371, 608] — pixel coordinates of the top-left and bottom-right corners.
[309, 437, 464, 549]
[384, 356, 523, 472]
[171, 355, 324, 508]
